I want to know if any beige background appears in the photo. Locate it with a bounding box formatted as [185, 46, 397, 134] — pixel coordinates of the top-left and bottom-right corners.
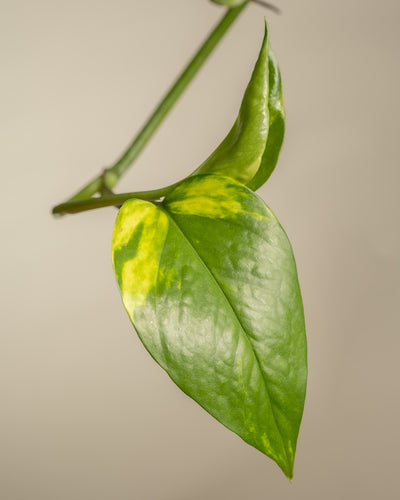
[1, 0, 399, 498]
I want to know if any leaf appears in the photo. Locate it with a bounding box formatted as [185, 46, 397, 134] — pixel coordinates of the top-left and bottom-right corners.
[112, 174, 307, 478]
[247, 46, 285, 190]
[112, 21, 284, 204]
[194, 21, 285, 191]
[193, 20, 270, 185]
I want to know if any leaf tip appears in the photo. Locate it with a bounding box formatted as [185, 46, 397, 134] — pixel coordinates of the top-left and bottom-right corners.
[277, 457, 294, 481]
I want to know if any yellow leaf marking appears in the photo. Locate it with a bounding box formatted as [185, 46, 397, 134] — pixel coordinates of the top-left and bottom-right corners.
[166, 176, 267, 222]
[112, 200, 168, 320]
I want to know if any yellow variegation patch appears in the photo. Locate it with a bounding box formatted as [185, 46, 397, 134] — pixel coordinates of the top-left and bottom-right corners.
[165, 175, 268, 222]
[112, 200, 168, 319]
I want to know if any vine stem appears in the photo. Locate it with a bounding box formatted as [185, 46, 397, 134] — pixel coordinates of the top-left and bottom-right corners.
[53, 185, 179, 216]
[53, 4, 248, 215]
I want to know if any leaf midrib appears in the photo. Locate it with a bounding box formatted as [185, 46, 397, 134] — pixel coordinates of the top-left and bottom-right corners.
[162, 206, 289, 468]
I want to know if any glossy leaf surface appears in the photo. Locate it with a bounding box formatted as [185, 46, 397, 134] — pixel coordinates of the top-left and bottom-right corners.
[247, 46, 285, 190]
[112, 174, 307, 478]
[194, 21, 285, 190]
[193, 21, 270, 184]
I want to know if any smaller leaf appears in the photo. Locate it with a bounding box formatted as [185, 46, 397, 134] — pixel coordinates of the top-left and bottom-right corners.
[194, 20, 270, 185]
[117, 21, 284, 202]
[193, 20, 285, 191]
[247, 47, 285, 190]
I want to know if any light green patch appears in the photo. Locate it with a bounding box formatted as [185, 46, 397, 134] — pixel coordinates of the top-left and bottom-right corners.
[261, 433, 290, 477]
[287, 440, 294, 462]
[165, 176, 267, 222]
[236, 357, 256, 434]
[261, 433, 286, 470]
[112, 200, 156, 251]
[159, 266, 182, 291]
[261, 433, 274, 456]
[112, 200, 168, 320]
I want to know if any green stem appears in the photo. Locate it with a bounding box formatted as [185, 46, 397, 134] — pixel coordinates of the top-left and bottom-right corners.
[52, 185, 177, 216]
[62, 4, 248, 205]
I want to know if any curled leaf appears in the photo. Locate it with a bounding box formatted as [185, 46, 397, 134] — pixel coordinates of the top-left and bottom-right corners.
[194, 21, 285, 190]
[117, 21, 284, 203]
[247, 46, 285, 190]
[194, 20, 270, 185]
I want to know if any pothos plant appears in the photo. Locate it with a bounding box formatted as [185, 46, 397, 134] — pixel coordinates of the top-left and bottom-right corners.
[53, 1, 307, 480]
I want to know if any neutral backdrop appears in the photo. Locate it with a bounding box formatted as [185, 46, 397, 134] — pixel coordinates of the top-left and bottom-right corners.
[1, 1, 399, 499]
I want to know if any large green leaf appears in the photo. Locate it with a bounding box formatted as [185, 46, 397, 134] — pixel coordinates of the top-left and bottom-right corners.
[112, 174, 307, 478]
